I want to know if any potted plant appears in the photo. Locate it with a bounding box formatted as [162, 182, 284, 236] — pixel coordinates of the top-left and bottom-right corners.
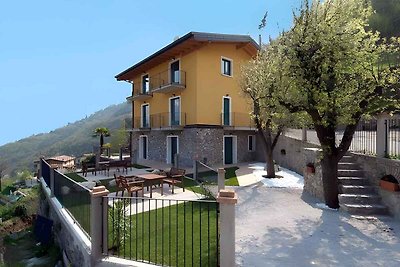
[306, 163, 315, 174]
[380, 175, 400, 192]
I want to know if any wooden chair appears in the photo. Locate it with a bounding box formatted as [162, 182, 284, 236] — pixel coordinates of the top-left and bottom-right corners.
[164, 167, 186, 194]
[113, 174, 125, 197]
[119, 176, 144, 197]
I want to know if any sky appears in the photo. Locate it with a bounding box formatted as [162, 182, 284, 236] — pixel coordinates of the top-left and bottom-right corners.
[0, 0, 300, 146]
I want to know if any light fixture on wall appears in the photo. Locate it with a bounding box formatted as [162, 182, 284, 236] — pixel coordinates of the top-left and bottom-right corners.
[226, 94, 229, 96]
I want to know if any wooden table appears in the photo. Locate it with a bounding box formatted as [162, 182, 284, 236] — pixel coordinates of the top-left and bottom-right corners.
[134, 173, 167, 198]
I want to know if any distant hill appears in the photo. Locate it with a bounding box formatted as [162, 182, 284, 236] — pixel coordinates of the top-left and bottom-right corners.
[0, 102, 131, 175]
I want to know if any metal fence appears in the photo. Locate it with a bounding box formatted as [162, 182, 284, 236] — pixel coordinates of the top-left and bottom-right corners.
[386, 118, 400, 158]
[106, 196, 219, 267]
[343, 118, 377, 155]
[53, 169, 91, 236]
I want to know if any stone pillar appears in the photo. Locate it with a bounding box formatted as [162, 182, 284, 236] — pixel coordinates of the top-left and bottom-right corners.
[377, 115, 388, 158]
[302, 127, 307, 142]
[217, 189, 238, 267]
[90, 186, 109, 266]
[218, 168, 226, 191]
[50, 167, 55, 197]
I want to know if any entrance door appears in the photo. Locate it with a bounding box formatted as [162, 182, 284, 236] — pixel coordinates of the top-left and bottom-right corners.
[170, 61, 180, 83]
[167, 136, 179, 164]
[139, 136, 148, 159]
[224, 137, 233, 164]
[224, 136, 237, 165]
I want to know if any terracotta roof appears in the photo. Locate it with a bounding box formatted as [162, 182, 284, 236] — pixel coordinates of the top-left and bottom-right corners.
[46, 155, 75, 162]
[115, 31, 259, 81]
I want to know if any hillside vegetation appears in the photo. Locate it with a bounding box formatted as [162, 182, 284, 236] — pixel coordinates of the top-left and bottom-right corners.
[0, 102, 131, 175]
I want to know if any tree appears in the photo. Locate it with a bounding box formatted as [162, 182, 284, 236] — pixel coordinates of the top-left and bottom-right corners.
[109, 120, 129, 154]
[275, 0, 400, 208]
[0, 161, 7, 192]
[93, 127, 111, 153]
[241, 43, 303, 177]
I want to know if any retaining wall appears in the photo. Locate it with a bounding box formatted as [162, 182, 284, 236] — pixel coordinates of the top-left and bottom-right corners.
[39, 180, 91, 266]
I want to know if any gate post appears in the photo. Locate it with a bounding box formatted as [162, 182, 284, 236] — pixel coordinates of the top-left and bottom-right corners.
[90, 186, 109, 266]
[217, 189, 238, 267]
[218, 168, 226, 191]
[376, 115, 388, 158]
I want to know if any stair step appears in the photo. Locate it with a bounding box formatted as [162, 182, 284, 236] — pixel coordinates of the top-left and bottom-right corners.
[338, 162, 359, 169]
[339, 194, 381, 205]
[338, 169, 364, 177]
[340, 155, 355, 163]
[340, 185, 375, 194]
[341, 204, 388, 216]
[338, 177, 368, 185]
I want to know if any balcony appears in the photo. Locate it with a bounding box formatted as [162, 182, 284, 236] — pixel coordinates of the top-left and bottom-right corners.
[220, 112, 256, 130]
[126, 69, 186, 101]
[132, 112, 187, 131]
[151, 69, 186, 94]
[126, 81, 153, 101]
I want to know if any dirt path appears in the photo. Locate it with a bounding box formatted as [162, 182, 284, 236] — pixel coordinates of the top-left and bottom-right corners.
[235, 184, 400, 266]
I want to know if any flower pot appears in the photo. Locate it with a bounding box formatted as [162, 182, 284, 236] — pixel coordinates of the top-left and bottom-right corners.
[306, 166, 315, 174]
[380, 180, 400, 192]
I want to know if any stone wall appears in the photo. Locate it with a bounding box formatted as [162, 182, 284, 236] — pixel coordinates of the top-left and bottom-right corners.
[39, 183, 91, 266]
[352, 153, 400, 219]
[132, 127, 257, 167]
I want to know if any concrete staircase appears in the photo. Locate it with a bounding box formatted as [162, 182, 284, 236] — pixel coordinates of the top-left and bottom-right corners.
[338, 155, 388, 216]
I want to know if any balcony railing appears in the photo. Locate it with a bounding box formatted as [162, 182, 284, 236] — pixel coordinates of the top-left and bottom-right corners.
[151, 69, 186, 94]
[220, 112, 255, 129]
[133, 112, 187, 130]
[126, 69, 186, 101]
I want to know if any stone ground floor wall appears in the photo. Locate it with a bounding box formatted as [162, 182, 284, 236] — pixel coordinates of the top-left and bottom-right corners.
[38, 182, 91, 266]
[131, 127, 257, 167]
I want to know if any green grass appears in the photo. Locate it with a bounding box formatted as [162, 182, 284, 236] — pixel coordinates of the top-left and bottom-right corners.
[131, 164, 150, 169]
[65, 172, 87, 182]
[186, 166, 239, 186]
[108, 201, 218, 266]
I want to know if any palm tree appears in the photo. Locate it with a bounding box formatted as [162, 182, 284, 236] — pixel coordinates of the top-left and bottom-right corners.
[93, 127, 110, 153]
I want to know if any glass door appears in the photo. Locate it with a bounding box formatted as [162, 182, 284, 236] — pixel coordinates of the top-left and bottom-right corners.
[141, 104, 149, 128]
[223, 97, 231, 126]
[170, 61, 180, 84]
[170, 97, 180, 126]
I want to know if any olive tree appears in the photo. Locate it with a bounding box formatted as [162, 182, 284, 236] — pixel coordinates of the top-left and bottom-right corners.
[241, 43, 304, 177]
[276, 0, 399, 208]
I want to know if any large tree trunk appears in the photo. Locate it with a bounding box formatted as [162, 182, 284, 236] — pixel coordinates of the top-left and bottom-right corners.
[320, 153, 340, 208]
[265, 149, 275, 178]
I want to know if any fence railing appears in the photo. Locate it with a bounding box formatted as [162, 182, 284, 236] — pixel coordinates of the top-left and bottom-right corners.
[41, 159, 91, 237]
[289, 115, 400, 158]
[106, 196, 219, 267]
[41, 158, 51, 186]
[386, 118, 400, 158]
[54, 170, 91, 235]
[133, 113, 187, 129]
[220, 112, 255, 128]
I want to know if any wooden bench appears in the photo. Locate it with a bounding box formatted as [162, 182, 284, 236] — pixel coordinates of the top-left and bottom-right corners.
[82, 162, 96, 177]
[119, 176, 144, 197]
[164, 167, 186, 194]
[105, 160, 129, 176]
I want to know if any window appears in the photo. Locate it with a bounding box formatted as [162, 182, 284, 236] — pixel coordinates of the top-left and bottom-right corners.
[248, 135, 256, 152]
[142, 74, 149, 93]
[221, 58, 232, 76]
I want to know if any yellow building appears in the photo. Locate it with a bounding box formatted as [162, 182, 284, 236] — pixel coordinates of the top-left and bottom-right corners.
[115, 32, 259, 166]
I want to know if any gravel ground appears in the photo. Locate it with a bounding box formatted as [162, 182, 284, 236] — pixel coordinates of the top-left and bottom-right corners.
[235, 184, 400, 267]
